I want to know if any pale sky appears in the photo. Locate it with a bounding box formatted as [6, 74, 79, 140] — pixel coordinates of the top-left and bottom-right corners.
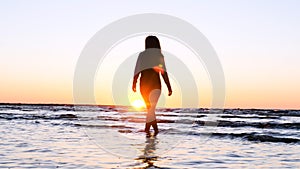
[0, 0, 299, 109]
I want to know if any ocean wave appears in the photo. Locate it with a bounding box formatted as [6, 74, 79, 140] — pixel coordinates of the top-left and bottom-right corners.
[1, 104, 299, 144]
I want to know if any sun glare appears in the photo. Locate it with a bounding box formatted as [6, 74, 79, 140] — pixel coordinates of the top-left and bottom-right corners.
[131, 99, 145, 109]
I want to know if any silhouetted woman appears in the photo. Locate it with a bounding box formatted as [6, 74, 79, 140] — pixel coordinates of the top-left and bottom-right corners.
[132, 36, 172, 135]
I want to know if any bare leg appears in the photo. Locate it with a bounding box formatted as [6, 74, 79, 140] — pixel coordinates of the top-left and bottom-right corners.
[147, 89, 161, 135]
[146, 89, 161, 123]
[141, 89, 161, 135]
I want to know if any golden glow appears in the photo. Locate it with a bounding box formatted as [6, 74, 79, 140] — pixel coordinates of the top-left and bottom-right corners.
[1, 35, 299, 110]
[153, 64, 164, 74]
[131, 99, 145, 109]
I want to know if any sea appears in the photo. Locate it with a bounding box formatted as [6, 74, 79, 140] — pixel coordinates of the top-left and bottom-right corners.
[0, 103, 299, 168]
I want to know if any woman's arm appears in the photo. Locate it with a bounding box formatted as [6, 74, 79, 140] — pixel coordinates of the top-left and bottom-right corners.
[160, 56, 172, 96]
[132, 73, 139, 92]
[162, 72, 172, 96]
[132, 54, 141, 92]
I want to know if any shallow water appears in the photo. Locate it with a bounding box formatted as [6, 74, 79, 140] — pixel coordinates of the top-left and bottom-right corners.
[0, 104, 299, 168]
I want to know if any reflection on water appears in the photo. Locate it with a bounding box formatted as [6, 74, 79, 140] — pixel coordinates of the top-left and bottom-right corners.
[0, 104, 299, 168]
[137, 135, 159, 168]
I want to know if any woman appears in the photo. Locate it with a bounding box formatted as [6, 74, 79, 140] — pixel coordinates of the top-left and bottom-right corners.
[132, 36, 172, 136]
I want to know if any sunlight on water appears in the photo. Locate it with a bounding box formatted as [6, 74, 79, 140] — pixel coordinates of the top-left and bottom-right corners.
[0, 104, 299, 168]
[131, 99, 146, 109]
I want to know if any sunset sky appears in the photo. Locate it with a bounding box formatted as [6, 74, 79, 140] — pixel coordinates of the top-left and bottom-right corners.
[0, 0, 299, 109]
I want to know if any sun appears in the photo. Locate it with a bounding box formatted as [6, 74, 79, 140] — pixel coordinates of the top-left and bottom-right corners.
[131, 99, 145, 109]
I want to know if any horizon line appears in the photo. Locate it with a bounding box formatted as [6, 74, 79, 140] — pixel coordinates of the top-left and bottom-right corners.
[0, 102, 298, 111]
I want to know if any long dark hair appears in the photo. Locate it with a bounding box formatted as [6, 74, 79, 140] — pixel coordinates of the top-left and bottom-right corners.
[145, 36, 161, 49]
